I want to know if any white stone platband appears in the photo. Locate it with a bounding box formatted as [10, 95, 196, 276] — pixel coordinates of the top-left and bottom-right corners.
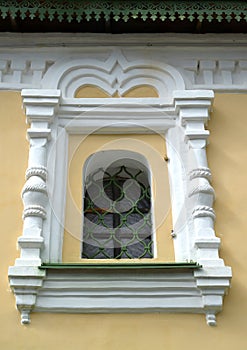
[6, 43, 231, 325]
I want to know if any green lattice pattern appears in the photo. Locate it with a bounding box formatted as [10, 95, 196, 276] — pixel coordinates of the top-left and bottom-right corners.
[0, 1, 247, 23]
[82, 165, 153, 259]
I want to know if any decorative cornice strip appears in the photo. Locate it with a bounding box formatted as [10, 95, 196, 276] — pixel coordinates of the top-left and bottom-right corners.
[0, 49, 247, 93]
[0, 1, 246, 24]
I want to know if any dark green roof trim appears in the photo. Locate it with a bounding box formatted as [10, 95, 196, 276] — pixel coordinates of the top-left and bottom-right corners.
[39, 262, 202, 269]
[1, 1, 247, 23]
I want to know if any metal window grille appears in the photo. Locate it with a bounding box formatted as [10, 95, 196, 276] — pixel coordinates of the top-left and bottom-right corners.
[82, 165, 153, 259]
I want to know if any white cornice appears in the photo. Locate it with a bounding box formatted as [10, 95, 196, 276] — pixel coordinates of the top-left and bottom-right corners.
[0, 33, 246, 48]
[0, 41, 246, 93]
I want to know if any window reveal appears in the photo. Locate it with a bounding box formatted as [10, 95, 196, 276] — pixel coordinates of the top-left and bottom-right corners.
[82, 165, 153, 259]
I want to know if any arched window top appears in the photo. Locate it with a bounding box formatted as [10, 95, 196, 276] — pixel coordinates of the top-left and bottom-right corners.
[83, 150, 151, 182]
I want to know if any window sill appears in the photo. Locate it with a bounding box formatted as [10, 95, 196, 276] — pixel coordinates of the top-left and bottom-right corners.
[39, 262, 202, 270]
[9, 261, 228, 327]
[9, 260, 231, 326]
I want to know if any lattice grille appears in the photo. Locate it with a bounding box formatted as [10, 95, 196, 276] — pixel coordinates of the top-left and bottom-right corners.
[82, 165, 153, 259]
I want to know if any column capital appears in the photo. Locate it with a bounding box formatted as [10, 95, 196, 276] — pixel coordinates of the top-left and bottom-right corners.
[22, 89, 61, 124]
[173, 90, 214, 148]
[173, 90, 214, 120]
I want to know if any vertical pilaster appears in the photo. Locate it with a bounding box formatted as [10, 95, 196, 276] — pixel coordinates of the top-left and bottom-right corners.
[174, 90, 231, 325]
[18, 89, 61, 266]
[8, 89, 61, 324]
[174, 90, 221, 267]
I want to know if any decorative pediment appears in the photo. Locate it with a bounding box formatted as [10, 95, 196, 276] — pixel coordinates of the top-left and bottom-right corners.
[41, 49, 185, 100]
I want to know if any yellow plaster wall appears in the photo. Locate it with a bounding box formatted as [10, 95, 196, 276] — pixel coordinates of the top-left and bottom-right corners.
[75, 84, 159, 98]
[1, 92, 247, 349]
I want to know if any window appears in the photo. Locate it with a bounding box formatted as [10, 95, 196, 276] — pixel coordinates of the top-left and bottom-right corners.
[82, 157, 153, 259]
[8, 51, 231, 326]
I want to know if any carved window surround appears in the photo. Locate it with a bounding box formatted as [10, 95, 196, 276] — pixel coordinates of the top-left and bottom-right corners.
[8, 55, 231, 326]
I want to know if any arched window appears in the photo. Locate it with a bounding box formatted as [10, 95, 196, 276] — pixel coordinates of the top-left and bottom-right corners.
[9, 55, 230, 326]
[82, 152, 153, 259]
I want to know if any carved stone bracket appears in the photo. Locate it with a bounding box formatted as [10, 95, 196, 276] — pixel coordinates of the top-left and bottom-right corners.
[194, 266, 232, 326]
[8, 266, 46, 324]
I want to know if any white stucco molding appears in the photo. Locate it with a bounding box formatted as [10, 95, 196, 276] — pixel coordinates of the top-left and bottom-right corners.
[8, 82, 231, 324]
[41, 50, 185, 101]
[0, 35, 246, 92]
[8, 89, 61, 324]
[173, 90, 220, 266]
[172, 90, 231, 325]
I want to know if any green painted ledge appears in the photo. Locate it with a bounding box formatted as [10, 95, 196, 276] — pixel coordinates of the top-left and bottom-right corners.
[39, 262, 202, 270]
